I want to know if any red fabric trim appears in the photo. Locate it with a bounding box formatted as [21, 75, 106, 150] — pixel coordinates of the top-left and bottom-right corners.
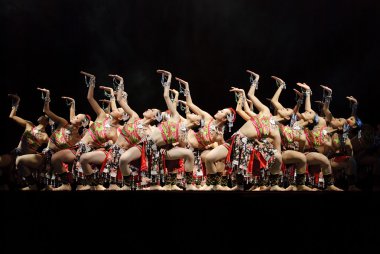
[99, 149, 112, 174]
[224, 136, 236, 174]
[332, 155, 350, 163]
[140, 142, 147, 171]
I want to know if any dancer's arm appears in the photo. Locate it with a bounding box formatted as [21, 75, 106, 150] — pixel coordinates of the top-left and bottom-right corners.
[178, 100, 191, 118]
[178, 100, 195, 123]
[296, 83, 312, 112]
[270, 76, 286, 110]
[98, 99, 111, 114]
[346, 96, 358, 117]
[37, 88, 68, 127]
[292, 89, 303, 114]
[115, 79, 139, 121]
[61, 96, 76, 120]
[345, 138, 354, 157]
[232, 86, 253, 115]
[169, 89, 179, 109]
[176, 77, 213, 120]
[246, 70, 269, 113]
[241, 90, 255, 117]
[81, 71, 106, 118]
[99, 86, 117, 112]
[158, 70, 179, 118]
[8, 94, 31, 127]
[320, 85, 333, 123]
[230, 87, 250, 121]
[247, 98, 254, 112]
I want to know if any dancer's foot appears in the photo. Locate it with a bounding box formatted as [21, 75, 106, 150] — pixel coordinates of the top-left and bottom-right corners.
[248, 185, 259, 191]
[325, 185, 344, 191]
[199, 185, 214, 191]
[170, 185, 183, 191]
[52, 184, 72, 191]
[76, 184, 91, 191]
[41, 185, 54, 191]
[185, 184, 198, 191]
[296, 185, 319, 191]
[107, 184, 121, 191]
[161, 185, 172, 191]
[92, 184, 107, 191]
[258, 185, 271, 191]
[214, 184, 228, 191]
[285, 185, 297, 191]
[229, 185, 244, 191]
[148, 185, 163, 191]
[21, 184, 38, 191]
[269, 185, 286, 191]
[119, 185, 131, 191]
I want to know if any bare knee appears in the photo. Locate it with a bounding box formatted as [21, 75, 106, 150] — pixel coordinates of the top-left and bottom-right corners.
[15, 157, 30, 175]
[269, 152, 282, 174]
[320, 158, 330, 169]
[205, 153, 217, 164]
[119, 155, 131, 165]
[273, 152, 282, 165]
[15, 157, 24, 170]
[79, 154, 91, 165]
[51, 154, 63, 166]
[184, 151, 194, 162]
[296, 155, 307, 166]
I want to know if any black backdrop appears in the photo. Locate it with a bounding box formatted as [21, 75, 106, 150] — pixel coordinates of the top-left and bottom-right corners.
[1, 0, 380, 152]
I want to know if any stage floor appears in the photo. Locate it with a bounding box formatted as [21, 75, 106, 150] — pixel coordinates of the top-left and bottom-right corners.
[1, 191, 379, 253]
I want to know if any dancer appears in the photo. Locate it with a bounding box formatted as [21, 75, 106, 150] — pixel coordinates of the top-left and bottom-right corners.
[269, 76, 315, 191]
[295, 83, 343, 191]
[0, 94, 49, 190]
[318, 85, 359, 190]
[51, 71, 122, 191]
[141, 70, 199, 190]
[176, 77, 235, 190]
[16, 88, 84, 190]
[205, 70, 283, 191]
[115, 74, 163, 190]
[80, 74, 161, 190]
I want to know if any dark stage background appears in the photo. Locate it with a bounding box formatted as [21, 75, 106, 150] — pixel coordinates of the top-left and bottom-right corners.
[1, 0, 380, 153]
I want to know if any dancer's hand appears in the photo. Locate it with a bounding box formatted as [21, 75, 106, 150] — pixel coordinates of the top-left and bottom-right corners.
[346, 96, 357, 104]
[156, 69, 171, 76]
[246, 70, 259, 80]
[178, 100, 187, 106]
[320, 85, 332, 94]
[175, 77, 188, 85]
[271, 76, 285, 86]
[37, 87, 50, 94]
[296, 82, 310, 90]
[99, 86, 114, 93]
[80, 71, 95, 78]
[61, 96, 74, 101]
[293, 89, 303, 98]
[229, 87, 245, 93]
[108, 74, 123, 82]
[169, 89, 179, 96]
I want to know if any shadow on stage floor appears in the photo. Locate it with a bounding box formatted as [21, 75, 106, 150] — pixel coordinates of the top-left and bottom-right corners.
[1, 191, 379, 253]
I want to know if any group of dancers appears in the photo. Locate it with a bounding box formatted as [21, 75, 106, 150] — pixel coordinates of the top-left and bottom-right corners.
[1, 69, 378, 191]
